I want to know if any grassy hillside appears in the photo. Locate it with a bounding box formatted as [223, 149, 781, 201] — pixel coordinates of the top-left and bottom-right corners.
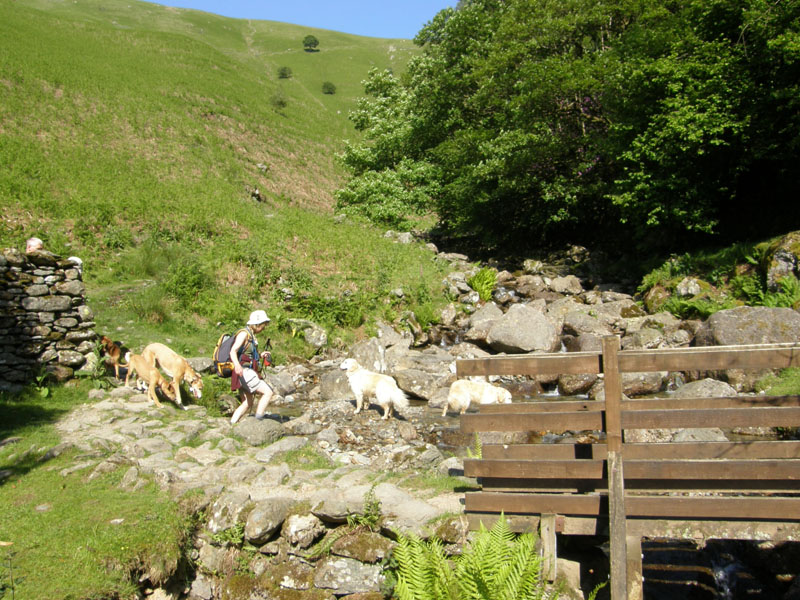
[1, 0, 447, 359]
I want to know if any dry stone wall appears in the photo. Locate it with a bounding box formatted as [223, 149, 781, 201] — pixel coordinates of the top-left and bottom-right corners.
[0, 247, 97, 392]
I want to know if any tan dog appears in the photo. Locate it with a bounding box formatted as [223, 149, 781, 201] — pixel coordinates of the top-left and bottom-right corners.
[340, 358, 408, 420]
[100, 335, 127, 379]
[142, 343, 203, 409]
[124, 352, 175, 407]
[442, 379, 512, 416]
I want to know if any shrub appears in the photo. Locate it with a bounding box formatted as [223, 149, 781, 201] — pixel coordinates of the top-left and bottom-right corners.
[322, 81, 336, 95]
[277, 66, 292, 79]
[468, 267, 497, 302]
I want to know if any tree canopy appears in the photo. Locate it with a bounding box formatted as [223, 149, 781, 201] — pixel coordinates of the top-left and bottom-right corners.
[336, 0, 800, 258]
[303, 34, 319, 51]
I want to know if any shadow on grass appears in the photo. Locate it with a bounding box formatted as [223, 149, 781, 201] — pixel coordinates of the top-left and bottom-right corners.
[0, 388, 77, 483]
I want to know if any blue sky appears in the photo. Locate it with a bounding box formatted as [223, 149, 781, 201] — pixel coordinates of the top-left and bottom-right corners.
[148, 1, 458, 40]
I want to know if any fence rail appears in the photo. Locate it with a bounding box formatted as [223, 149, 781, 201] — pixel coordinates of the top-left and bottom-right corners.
[457, 338, 800, 600]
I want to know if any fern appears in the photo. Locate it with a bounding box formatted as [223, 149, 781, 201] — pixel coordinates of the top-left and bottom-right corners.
[467, 268, 497, 302]
[392, 515, 558, 600]
[465, 433, 482, 459]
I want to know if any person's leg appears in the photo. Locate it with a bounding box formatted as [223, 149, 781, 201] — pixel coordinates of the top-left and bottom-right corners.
[254, 381, 274, 418]
[230, 391, 254, 424]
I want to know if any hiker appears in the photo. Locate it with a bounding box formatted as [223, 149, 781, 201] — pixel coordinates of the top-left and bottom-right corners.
[26, 237, 43, 252]
[229, 310, 275, 424]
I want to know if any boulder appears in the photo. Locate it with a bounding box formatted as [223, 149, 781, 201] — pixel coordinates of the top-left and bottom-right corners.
[487, 303, 560, 354]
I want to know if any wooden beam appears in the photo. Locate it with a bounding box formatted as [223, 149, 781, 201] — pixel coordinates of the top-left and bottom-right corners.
[465, 458, 800, 481]
[461, 406, 800, 432]
[455, 342, 800, 378]
[541, 514, 557, 582]
[482, 440, 800, 461]
[476, 395, 800, 414]
[465, 492, 800, 520]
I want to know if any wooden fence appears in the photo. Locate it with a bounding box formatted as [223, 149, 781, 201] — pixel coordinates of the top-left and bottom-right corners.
[457, 338, 800, 600]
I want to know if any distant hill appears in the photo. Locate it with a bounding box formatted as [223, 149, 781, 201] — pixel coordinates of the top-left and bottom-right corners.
[0, 0, 419, 250]
[0, 0, 447, 360]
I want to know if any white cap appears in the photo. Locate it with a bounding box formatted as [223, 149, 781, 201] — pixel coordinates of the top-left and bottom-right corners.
[247, 310, 270, 325]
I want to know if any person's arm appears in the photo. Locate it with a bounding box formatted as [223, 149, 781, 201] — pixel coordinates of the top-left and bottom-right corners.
[229, 331, 249, 377]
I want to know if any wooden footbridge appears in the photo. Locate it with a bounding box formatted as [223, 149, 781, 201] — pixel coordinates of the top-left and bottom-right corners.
[456, 338, 800, 599]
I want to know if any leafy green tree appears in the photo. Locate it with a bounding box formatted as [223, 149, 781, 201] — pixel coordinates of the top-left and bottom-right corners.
[337, 0, 800, 257]
[277, 66, 292, 79]
[321, 81, 336, 95]
[303, 34, 319, 51]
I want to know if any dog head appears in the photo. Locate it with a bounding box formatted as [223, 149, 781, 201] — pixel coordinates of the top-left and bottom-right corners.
[339, 358, 359, 373]
[189, 374, 203, 399]
[101, 336, 118, 354]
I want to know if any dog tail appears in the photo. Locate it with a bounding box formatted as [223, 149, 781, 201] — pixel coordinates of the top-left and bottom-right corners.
[391, 386, 409, 410]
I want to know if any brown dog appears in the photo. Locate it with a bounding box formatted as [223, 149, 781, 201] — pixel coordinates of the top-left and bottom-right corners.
[100, 336, 127, 379]
[124, 352, 175, 407]
[142, 342, 203, 409]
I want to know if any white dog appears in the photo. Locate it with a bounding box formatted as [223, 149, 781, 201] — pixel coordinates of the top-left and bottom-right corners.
[442, 379, 512, 416]
[340, 358, 409, 420]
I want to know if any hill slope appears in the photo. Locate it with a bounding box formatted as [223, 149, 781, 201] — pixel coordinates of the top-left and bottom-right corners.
[1, 0, 446, 358]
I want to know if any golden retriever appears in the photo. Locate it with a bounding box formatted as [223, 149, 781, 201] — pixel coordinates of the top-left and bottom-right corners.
[142, 342, 203, 409]
[124, 352, 175, 407]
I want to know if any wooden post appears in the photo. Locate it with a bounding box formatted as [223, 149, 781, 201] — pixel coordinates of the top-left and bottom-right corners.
[626, 535, 643, 600]
[540, 513, 557, 581]
[603, 336, 628, 600]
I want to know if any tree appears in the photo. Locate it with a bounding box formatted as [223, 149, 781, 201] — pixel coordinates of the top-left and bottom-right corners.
[303, 35, 319, 52]
[277, 66, 292, 79]
[321, 81, 336, 95]
[336, 0, 800, 257]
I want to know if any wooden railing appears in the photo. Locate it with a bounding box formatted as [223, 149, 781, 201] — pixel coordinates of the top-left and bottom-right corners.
[457, 338, 800, 600]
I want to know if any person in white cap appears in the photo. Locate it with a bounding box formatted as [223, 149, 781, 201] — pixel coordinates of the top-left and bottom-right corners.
[26, 237, 44, 253]
[229, 309, 275, 424]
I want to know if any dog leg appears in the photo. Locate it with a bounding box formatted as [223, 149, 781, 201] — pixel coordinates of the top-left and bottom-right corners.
[354, 393, 363, 414]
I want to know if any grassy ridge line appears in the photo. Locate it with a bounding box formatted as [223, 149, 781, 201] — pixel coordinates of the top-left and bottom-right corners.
[0, 0, 418, 255]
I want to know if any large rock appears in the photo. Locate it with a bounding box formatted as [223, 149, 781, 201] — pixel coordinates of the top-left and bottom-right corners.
[245, 497, 294, 544]
[694, 306, 800, 391]
[233, 417, 285, 446]
[695, 306, 800, 347]
[464, 302, 503, 345]
[764, 230, 800, 291]
[487, 303, 560, 354]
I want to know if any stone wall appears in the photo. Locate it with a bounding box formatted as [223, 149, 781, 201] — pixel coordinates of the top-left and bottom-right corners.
[0, 247, 97, 392]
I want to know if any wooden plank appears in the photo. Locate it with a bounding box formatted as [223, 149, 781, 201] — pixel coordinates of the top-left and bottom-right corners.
[622, 407, 800, 429]
[466, 458, 800, 481]
[455, 342, 800, 378]
[460, 411, 602, 433]
[464, 406, 800, 430]
[466, 514, 800, 540]
[482, 441, 800, 461]
[618, 343, 800, 373]
[465, 492, 800, 520]
[457, 352, 603, 377]
[477, 395, 800, 414]
[465, 458, 604, 479]
[480, 477, 800, 493]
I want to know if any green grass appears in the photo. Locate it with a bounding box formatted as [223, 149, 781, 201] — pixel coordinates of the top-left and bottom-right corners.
[1, 0, 440, 363]
[0, 382, 194, 599]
